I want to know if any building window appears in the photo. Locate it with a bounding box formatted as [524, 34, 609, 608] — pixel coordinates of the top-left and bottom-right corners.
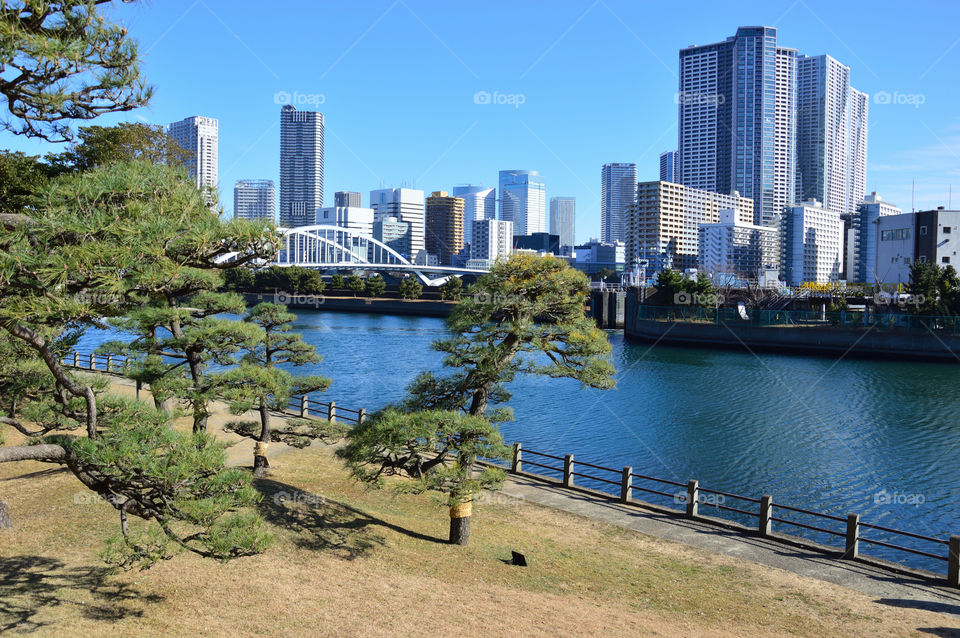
[945, 226, 952, 234]
[943, 257, 951, 264]
[920, 225, 928, 236]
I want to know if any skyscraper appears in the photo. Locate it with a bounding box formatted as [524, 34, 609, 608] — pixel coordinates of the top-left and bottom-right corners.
[334, 191, 361, 207]
[167, 115, 218, 191]
[659, 151, 679, 182]
[498, 170, 545, 236]
[796, 54, 868, 219]
[233, 179, 275, 221]
[601, 163, 637, 243]
[452, 184, 495, 246]
[425, 191, 465, 266]
[678, 26, 797, 226]
[549, 196, 575, 253]
[369, 188, 425, 260]
[279, 105, 324, 228]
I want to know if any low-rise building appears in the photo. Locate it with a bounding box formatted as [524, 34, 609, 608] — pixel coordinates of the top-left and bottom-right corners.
[315, 206, 374, 236]
[875, 207, 960, 285]
[698, 209, 779, 283]
[471, 218, 513, 262]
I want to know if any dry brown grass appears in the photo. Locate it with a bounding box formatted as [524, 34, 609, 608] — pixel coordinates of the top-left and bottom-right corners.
[1, 385, 958, 636]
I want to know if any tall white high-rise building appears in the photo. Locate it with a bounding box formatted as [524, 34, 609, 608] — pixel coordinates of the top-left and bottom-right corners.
[167, 115, 218, 191]
[659, 151, 679, 182]
[781, 200, 844, 286]
[796, 54, 868, 219]
[601, 163, 637, 243]
[471, 218, 513, 263]
[280, 105, 324, 228]
[549, 196, 575, 252]
[369, 188, 425, 260]
[233, 179, 275, 221]
[678, 27, 797, 227]
[698, 208, 780, 281]
[452, 184, 495, 247]
[498, 170, 545, 236]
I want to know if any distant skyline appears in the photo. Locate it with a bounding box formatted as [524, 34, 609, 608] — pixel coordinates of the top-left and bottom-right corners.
[3, 0, 958, 244]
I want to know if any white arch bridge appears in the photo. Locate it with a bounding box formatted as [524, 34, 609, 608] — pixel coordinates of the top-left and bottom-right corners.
[224, 225, 489, 286]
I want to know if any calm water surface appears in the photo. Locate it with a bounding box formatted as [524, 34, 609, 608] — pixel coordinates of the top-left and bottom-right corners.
[77, 309, 960, 572]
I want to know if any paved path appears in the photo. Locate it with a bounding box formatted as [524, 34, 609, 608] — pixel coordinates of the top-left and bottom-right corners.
[499, 472, 960, 617]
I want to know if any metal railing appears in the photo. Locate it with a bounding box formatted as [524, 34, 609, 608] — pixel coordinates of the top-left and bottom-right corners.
[503, 442, 960, 586]
[637, 305, 960, 336]
[60, 351, 367, 425]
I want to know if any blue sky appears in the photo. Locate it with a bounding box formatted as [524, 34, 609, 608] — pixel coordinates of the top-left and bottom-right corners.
[6, 0, 960, 243]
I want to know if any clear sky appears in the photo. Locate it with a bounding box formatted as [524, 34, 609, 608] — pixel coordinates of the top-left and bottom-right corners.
[6, 0, 960, 243]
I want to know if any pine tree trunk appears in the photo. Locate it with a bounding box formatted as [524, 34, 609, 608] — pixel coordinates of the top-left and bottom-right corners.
[448, 497, 472, 545]
[253, 399, 271, 478]
[449, 514, 470, 545]
[0, 500, 11, 528]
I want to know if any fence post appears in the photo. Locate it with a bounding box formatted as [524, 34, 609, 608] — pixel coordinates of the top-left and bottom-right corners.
[511, 442, 522, 473]
[88, 353, 96, 370]
[949, 536, 960, 588]
[620, 466, 632, 503]
[844, 513, 860, 559]
[563, 454, 574, 487]
[135, 379, 141, 401]
[300, 395, 308, 418]
[328, 401, 336, 423]
[686, 479, 699, 518]
[759, 495, 773, 537]
[106, 355, 113, 373]
[73, 352, 79, 368]
[358, 408, 367, 424]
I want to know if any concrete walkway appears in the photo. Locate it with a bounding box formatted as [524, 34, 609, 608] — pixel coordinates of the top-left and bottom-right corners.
[499, 471, 960, 617]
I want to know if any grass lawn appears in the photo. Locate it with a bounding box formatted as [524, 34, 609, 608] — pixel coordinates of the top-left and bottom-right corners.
[1, 385, 957, 636]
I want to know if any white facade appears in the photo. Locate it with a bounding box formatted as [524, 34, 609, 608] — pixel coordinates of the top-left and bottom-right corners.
[233, 179, 275, 221]
[452, 184, 495, 246]
[471, 218, 513, 261]
[280, 105, 324, 228]
[781, 200, 844, 286]
[167, 115, 218, 191]
[874, 209, 960, 285]
[626, 181, 755, 273]
[499, 170, 545, 236]
[549, 196, 575, 252]
[796, 55, 868, 219]
[698, 209, 780, 281]
[601, 163, 637, 243]
[316, 206, 374, 237]
[574, 239, 625, 265]
[369, 188, 425, 260]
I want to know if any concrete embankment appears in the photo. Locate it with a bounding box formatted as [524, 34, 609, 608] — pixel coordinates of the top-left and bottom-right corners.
[624, 293, 960, 362]
[243, 293, 456, 318]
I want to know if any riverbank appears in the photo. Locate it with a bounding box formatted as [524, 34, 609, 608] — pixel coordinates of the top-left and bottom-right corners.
[2, 381, 958, 636]
[242, 292, 457, 317]
[624, 294, 960, 362]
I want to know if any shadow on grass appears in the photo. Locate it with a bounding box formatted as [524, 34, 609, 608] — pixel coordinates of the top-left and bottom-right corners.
[254, 478, 446, 559]
[0, 555, 164, 633]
